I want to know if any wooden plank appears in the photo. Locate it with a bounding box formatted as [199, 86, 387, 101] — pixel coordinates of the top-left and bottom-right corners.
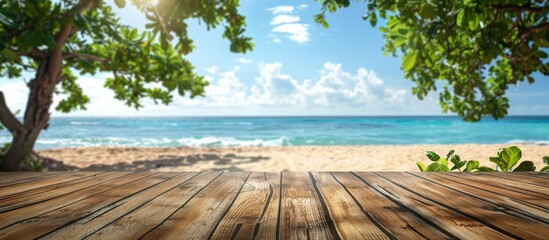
[0, 172, 62, 187]
[462, 173, 549, 197]
[0, 172, 153, 230]
[80, 172, 221, 240]
[209, 172, 281, 239]
[353, 172, 511, 239]
[311, 172, 391, 239]
[423, 172, 549, 208]
[331, 172, 452, 239]
[378, 172, 549, 240]
[0, 172, 100, 197]
[279, 172, 338, 240]
[479, 172, 549, 188]
[140, 172, 250, 239]
[447, 173, 549, 199]
[0, 172, 177, 239]
[42, 172, 203, 239]
[0, 172, 127, 213]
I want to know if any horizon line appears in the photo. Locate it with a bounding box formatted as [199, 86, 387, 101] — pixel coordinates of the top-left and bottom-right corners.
[43, 114, 549, 118]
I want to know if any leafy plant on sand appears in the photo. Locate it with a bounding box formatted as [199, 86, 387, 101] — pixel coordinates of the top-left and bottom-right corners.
[315, 0, 549, 121]
[0, 0, 253, 171]
[417, 146, 545, 172]
[542, 156, 549, 172]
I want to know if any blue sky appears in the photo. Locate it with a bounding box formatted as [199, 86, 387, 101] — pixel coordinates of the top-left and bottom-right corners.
[1, 0, 548, 116]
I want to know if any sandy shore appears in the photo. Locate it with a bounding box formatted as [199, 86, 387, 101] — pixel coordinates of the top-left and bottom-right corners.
[36, 144, 548, 171]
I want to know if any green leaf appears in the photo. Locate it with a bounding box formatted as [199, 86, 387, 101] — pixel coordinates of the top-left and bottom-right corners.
[449, 154, 460, 165]
[478, 166, 495, 172]
[490, 156, 507, 171]
[543, 156, 549, 165]
[446, 150, 455, 159]
[402, 50, 418, 71]
[540, 166, 549, 172]
[0, 49, 21, 62]
[115, 0, 126, 8]
[501, 146, 522, 170]
[392, 37, 408, 48]
[456, 9, 465, 27]
[416, 161, 426, 172]
[314, 14, 329, 28]
[489, 156, 501, 165]
[513, 161, 536, 172]
[437, 157, 448, 167]
[465, 160, 479, 172]
[468, 9, 479, 30]
[425, 151, 440, 161]
[425, 162, 450, 172]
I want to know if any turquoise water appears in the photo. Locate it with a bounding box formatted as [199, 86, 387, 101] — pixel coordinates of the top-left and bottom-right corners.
[1, 116, 548, 149]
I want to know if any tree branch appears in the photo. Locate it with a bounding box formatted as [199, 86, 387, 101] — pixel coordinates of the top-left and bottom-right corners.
[10, 48, 46, 60]
[487, 4, 547, 13]
[0, 92, 24, 135]
[521, 22, 549, 39]
[63, 52, 107, 62]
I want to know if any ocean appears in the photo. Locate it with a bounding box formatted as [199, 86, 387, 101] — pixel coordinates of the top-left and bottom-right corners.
[1, 116, 548, 149]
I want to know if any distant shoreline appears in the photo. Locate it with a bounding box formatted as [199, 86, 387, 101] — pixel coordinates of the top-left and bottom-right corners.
[37, 144, 549, 172]
[45, 115, 549, 118]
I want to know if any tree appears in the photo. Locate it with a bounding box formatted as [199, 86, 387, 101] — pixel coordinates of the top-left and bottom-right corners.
[315, 0, 549, 121]
[0, 0, 253, 171]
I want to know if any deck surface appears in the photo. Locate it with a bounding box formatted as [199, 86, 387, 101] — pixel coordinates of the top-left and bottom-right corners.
[0, 171, 547, 239]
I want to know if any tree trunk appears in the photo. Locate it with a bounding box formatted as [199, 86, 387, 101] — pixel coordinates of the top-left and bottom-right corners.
[0, 21, 72, 171]
[0, 62, 56, 171]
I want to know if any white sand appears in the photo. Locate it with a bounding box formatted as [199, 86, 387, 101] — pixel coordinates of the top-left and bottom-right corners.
[37, 144, 548, 171]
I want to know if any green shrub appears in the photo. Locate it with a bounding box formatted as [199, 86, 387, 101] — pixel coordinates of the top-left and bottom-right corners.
[417, 146, 547, 172]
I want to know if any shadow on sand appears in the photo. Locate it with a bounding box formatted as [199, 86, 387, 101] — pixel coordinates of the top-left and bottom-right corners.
[33, 153, 270, 172]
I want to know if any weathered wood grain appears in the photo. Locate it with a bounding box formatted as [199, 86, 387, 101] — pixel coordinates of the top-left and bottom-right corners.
[331, 172, 451, 239]
[279, 172, 338, 240]
[419, 172, 549, 210]
[0, 172, 155, 233]
[0, 171, 546, 239]
[0, 172, 176, 239]
[379, 172, 549, 240]
[0, 172, 125, 213]
[445, 172, 549, 199]
[141, 172, 250, 239]
[210, 172, 281, 240]
[78, 172, 221, 239]
[480, 172, 549, 188]
[42, 172, 200, 239]
[0, 172, 99, 197]
[311, 172, 390, 239]
[354, 172, 512, 239]
[0, 172, 61, 187]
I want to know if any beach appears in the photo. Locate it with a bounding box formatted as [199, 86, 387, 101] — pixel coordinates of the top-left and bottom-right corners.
[37, 144, 548, 171]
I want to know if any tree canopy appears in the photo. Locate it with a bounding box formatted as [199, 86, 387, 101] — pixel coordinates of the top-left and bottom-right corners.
[316, 0, 549, 121]
[0, 0, 253, 170]
[0, 0, 252, 111]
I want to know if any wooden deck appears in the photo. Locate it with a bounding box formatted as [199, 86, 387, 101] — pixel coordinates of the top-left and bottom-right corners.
[0, 172, 547, 239]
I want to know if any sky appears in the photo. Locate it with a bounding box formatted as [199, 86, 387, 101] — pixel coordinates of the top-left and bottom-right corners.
[1, 0, 548, 117]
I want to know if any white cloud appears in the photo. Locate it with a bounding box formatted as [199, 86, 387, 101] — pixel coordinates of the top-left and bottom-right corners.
[268, 5, 310, 44]
[200, 67, 248, 107]
[205, 66, 219, 74]
[0, 63, 420, 117]
[180, 62, 410, 110]
[246, 62, 402, 107]
[235, 58, 252, 64]
[272, 23, 310, 44]
[298, 4, 308, 9]
[270, 15, 300, 25]
[267, 5, 294, 14]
